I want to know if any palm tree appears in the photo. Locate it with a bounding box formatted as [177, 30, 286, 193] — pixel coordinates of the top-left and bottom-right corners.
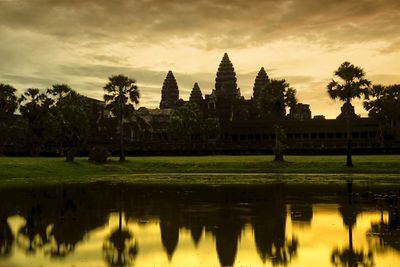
[104, 75, 140, 162]
[58, 91, 90, 161]
[47, 84, 72, 155]
[19, 88, 54, 156]
[327, 62, 371, 167]
[47, 84, 72, 103]
[0, 83, 18, 155]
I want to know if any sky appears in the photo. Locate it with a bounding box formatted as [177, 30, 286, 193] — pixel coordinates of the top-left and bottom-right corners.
[1, 0, 400, 118]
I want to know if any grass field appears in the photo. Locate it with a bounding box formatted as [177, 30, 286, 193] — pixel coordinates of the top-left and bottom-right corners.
[0, 155, 399, 187]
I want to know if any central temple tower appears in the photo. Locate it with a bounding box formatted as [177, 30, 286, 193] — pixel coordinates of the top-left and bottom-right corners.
[215, 53, 240, 101]
[160, 70, 179, 109]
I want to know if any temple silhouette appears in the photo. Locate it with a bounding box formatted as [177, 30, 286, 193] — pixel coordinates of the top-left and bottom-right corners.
[118, 53, 399, 154]
[3, 53, 400, 155]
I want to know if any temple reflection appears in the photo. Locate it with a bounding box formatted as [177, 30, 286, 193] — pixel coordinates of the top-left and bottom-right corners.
[0, 184, 399, 266]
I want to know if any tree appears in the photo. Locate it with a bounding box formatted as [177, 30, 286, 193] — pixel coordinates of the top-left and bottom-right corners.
[257, 79, 297, 119]
[364, 84, 400, 122]
[57, 90, 90, 161]
[47, 84, 72, 103]
[167, 102, 203, 146]
[104, 75, 139, 162]
[327, 62, 371, 167]
[364, 84, 400, 145]
[0, 83, 18, 155]
[47, 84, 72, 155]
[257, 79, 297, 161]
[19, 88, 54, 156]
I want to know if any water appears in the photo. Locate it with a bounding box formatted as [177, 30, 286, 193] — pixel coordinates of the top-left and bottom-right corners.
[0, 183, 399, 267]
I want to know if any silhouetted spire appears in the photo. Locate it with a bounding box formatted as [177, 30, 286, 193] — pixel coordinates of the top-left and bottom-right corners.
[189, 225, 203, 247]
[189, 82, 203, 104]
[160, 71, 179, 109]
[160, 220, 179, 261]
[253, 67, 269, 100]
[215, 53, 239, 100]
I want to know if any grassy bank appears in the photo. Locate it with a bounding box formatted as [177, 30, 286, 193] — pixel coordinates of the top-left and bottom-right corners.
[0, 155, 399, 187]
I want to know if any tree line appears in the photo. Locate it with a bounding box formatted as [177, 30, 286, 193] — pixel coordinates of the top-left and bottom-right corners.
[1, 63, 399, 165]
[0, 75, 141, 161]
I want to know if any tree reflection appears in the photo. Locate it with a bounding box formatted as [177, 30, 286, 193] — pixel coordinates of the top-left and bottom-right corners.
[16, 210, 49, 254]
[0, 217, 14, 259]
[46, 218, 83, 258]
[253, 190, 298, 266]
[103, 209, 138, 267]
[331, 205, 374, 267]
[368, 205, 400, 252]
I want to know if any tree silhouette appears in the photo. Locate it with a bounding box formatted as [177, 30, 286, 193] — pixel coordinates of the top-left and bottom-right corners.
[57, 90, 90, 161]
[257, 79, 297, 161]
[0, 83, 18, 155]
[257, 79, 297, 119]
[18, 88, 54, 156]
[327, 62, 371, 167]
[364, 84, 400, 145]
[331, 204, 374, 267]
[0, 217, 14, 259]
[104, 75, 140, 162]
[103, 210, 138, 267]
[167, 102, 203, 146]
[47, 84, 72, 155]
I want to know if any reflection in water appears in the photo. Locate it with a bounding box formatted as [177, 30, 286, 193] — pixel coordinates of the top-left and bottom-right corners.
[368, 197, 400, 253]
[0, 184, 399, 267]
[253, 191, 298, 265]
[331, 204, 374, 267]
[0, 217, 13, 259]
[16, 206, 48, 255]
[103, 209, 138, 267]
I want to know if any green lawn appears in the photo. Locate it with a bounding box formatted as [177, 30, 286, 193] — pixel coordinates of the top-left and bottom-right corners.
[0, 155, 399, 187]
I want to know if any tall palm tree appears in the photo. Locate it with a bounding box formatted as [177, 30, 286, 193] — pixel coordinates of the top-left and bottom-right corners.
[47, 84, 72, 156]
[104, 75, 139, 162]
[47, 84, 72, 103]
[19, 88, 54, 156]
[0, 83, 18, 155]
[327, 62, 370, 167]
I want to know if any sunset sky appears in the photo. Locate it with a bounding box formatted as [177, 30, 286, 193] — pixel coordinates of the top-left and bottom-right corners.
[1, 0, 400, 118]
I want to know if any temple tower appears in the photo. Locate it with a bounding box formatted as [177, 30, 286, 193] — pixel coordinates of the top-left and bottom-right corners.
[253, 67, 269, 100]
[160, 71, 179, 109]
[189, 82, 203, 104]
[215, 53, 239, 101]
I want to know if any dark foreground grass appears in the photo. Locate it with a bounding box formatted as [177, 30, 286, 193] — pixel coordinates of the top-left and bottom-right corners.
[0, 155, 399, 187]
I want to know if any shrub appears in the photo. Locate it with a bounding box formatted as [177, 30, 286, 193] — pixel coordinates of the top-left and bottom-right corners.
[89, 146, 108, 163]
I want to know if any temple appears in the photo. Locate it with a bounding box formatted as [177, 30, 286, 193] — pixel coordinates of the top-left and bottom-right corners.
[130, 52, 399, 154]
[3, 53, 400, 155]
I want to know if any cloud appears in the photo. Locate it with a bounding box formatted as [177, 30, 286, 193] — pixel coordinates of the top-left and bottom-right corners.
[1, 0, 400, 49]
[1, 0, 400, 117]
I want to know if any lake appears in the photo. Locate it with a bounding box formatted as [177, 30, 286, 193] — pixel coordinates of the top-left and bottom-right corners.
[0, 183, 399, 267]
